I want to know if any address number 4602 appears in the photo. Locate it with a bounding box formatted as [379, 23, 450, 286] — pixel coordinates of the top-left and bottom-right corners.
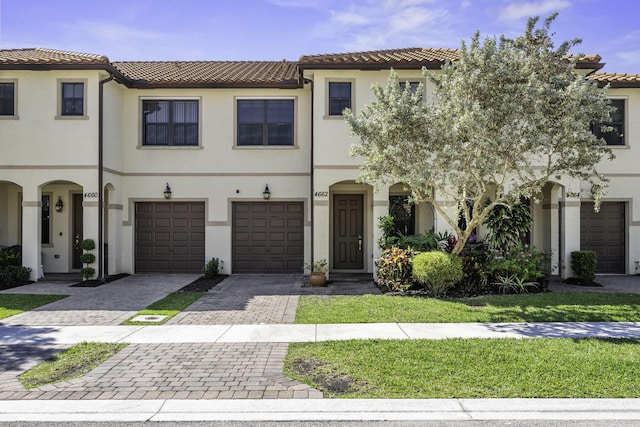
[314, 191, 328, 197]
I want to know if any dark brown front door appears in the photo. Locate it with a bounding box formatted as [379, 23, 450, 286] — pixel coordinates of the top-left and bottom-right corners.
[333, 194, 364, 270]
[135, 202, 205, 273]
[72, 194, 83, 269]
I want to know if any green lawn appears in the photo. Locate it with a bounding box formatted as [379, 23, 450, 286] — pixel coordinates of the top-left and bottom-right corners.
[122, 291, 205, 325]
[285, 338, 640, 398]
[0, 294, 67, 320]
[20, 342, 128, 389]
[295, 292, 640, 323]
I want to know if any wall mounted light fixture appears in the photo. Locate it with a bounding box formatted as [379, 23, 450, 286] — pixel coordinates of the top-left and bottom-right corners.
[164, 183, 172, 199]
[55, 196, 64, 212]
[263, 184, 271, 200]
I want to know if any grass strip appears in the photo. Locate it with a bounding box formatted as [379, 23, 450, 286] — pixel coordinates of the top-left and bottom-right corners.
[285, 338, 640, 398]
[122, 291, 205, 325]
[0, 294, 67, 320]
[20, 342, 127, 389]
[295, 292, 640, 323]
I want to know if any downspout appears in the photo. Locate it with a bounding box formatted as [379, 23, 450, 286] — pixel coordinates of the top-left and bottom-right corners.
[304, 76, 314, 267]
[98, 73, 114, 281]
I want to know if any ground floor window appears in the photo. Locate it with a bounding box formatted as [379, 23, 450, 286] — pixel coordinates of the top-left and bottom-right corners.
[389, 195, 415, 236]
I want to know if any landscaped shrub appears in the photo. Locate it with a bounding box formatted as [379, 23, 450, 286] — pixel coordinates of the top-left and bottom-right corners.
[412, 251, 463, 295]
[79, 239, 96, 281]
[1, 265, 32, 285]
[203, 257, 222, 279]
[457, 241, 491, 294]
[484, 201, 532, 251]
[486, 244, 545, 282]
[394, 233, 441, 252]
[571, 250, 597, 284]
[0, 248, 20, 269]
[375, 247, 415, 293]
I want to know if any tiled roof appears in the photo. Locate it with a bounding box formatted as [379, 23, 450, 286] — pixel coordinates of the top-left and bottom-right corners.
[0, 47, 109, 64]
[111, 60, 299, 87]
[298, 47, 459, 68]
[298, 48, 604, 70]
[589, 71, 640, 87]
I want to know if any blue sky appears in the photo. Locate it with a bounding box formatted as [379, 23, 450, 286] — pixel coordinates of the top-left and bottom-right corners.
[0, 0, 638, 73]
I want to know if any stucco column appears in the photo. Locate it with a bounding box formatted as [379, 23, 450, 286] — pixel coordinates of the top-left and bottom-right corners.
[82, 198, 99, 279]
[21, 186, 41, 281]
[106, 203, 122, 275]
[313, 197, 330, 271]
[560, 198, 581, 279]
[372, 187, 390, 279]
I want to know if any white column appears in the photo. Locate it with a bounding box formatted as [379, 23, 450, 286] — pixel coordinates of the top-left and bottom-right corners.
[372, 187, 390, 279]
[21, 186, 41, 281]
[82, 198, 99, 279]
[560, 198, 581, 279]
[313, 198, 330, 273]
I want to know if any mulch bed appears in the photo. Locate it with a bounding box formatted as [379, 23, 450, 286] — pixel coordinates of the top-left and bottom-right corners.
[563, 277, 603, 287]
[177, 275, 228, 292]
[71, 273, 130, 287]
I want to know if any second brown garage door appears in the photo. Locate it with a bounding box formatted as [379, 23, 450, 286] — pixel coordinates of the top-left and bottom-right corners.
[580, 202, 625, 274]
[232, 202, 304, 273]
[135, 202, 205, 273]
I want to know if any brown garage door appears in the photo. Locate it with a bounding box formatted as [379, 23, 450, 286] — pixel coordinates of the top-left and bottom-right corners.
[232, 202, 304, 273]
[135, 202, 205, 273]
[580, 202, 625, 273]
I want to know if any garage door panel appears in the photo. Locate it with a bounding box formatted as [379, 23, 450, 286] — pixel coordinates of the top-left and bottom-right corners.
[580, 202, 625, 274]
[233, 202, 304, 273]
[135, 202, 205, 273]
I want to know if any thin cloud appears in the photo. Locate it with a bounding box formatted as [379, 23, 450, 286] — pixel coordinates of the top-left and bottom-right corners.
[499, 0, 571, 21]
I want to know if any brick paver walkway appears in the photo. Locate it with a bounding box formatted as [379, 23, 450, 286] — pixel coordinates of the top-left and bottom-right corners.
[0, 274, 379, 400]
[1, 274, 198, 326]
[0, 343, 321, 400]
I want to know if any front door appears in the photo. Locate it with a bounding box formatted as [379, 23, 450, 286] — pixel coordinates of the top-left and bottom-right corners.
[333, 194, 364, 270]
[72, 194, 83, 269]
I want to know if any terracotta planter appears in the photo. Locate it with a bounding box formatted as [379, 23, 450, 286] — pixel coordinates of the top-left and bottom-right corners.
[309, 272, 327, 287]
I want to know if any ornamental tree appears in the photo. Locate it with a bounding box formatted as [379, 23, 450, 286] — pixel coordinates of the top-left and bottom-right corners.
[344, 14, 614, 255]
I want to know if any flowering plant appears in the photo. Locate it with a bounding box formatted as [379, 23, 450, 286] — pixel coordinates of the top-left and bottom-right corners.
[486, 243, 546, 282]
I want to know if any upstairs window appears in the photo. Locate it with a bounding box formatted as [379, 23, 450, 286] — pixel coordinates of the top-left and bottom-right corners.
[237, 99, 294, 146]
[593, 99, 625, 146]
[0, 82, 15, 116]
[61, 82, 84, 116]
[142, 100, 199, 146]
[328, 82, 352, 116]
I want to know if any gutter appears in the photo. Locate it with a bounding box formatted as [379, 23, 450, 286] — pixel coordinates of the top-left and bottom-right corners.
[98, 73, 114, 280]
[303, 76, 315, 267]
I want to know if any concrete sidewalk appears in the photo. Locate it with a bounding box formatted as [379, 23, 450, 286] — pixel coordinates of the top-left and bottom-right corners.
[3, 321, 640, 345]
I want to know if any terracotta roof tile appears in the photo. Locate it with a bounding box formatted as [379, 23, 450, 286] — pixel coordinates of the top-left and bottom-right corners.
[589, 71, 640, 86]
[111, 60, 299, 86]
[0, 47, 109, 64]
[298, 47, 459, 67]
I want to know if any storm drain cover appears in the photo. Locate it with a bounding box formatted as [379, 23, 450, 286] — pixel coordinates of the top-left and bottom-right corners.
[131, 314, 168, 323]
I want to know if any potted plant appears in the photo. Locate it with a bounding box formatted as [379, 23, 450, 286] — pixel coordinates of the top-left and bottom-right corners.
[304, 259, 328, 286]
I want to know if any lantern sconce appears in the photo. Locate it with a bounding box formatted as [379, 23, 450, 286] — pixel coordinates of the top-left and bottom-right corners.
[262, 184, 271, 200]
[164, 183, 172, 199]
[55, 196, 64, 213]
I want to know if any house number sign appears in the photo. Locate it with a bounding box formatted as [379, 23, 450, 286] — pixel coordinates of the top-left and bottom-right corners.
[314, 191, 328, 198]
[83, 192, 98, 199]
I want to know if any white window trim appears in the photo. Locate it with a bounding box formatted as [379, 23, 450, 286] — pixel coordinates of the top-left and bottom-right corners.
[55, 79, 89, 120]
[137, 97, 203, 149]
[233, 96, 298, 149]
[0, 79, 19, 120]
[324, 78, 355, 120]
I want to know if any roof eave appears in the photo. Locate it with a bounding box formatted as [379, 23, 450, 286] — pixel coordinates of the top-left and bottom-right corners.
[125, 80, 303, 89]
[297, 61, 448, 71]
[0, 62, 129, 84]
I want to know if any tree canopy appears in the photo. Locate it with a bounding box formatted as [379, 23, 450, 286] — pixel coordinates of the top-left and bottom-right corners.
[344, 14, 614, 254]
